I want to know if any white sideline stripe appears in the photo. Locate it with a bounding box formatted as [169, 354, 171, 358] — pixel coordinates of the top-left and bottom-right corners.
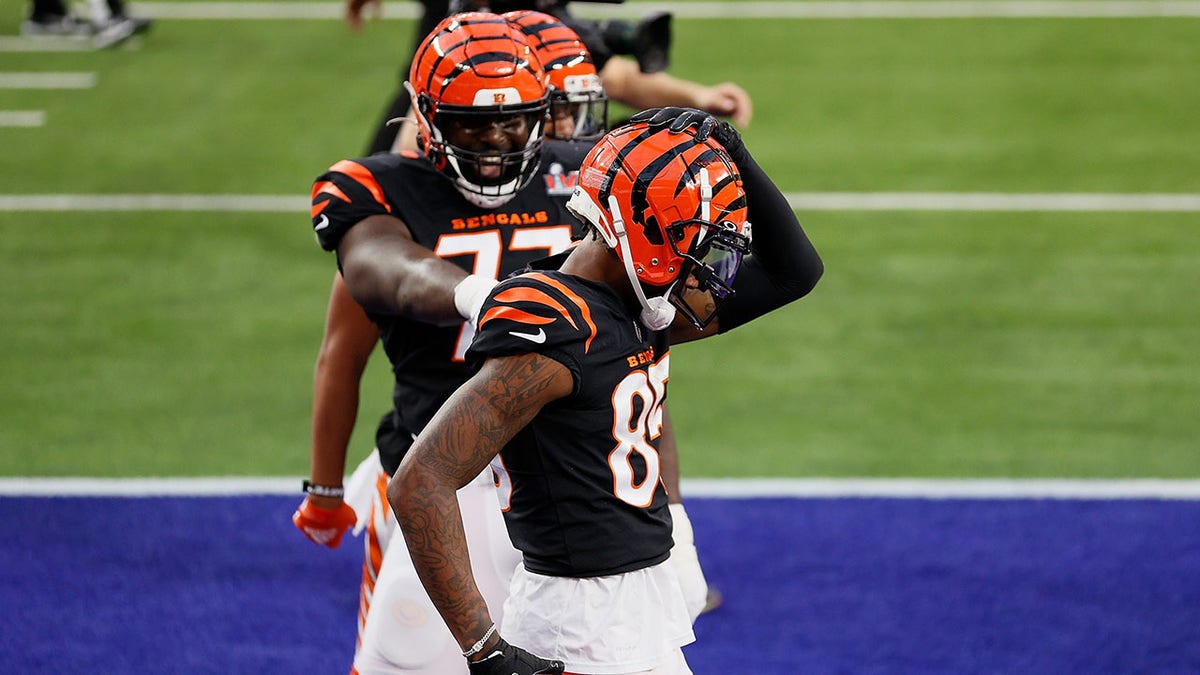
[134, 1, 1200, 20]
[0, 477, 298, 496]
[1, 477, 1198, 499]
[0, 72, 97, 90]
[683, 478, 1200, 499]
[0, 111, 46, 127]
[0, 37, 97, 53]
[4, 193, 1200, 213]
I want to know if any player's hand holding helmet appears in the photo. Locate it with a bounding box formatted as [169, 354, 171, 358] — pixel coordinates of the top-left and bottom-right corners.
[292, 496, 357, 549]
[629, 106, 744, 156]
[404, 12, 550, 208]
[566, 119, 753, 330]
[467, 636, 564, 675]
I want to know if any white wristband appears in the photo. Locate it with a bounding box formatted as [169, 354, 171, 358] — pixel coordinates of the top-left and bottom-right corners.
[669, 502, 695, 546]
[461, 623, 497, 658]
[453, 274, 497, 326]
[667, 502, 708, 622]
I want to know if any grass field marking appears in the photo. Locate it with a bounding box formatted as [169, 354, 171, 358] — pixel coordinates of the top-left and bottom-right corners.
[0, 111, 46, 127]
[2, 477, 1199, 499]
[133, 1, 1200, 20]
[0, 194, 301, 212]
[0, 37, 98, 53]
[137, 1, 357, 19]
[782, 192, 1200, 212]
[576, 0, 1200, 19]
[4, 193, 1200, 213]
[0, 72, 97, 90]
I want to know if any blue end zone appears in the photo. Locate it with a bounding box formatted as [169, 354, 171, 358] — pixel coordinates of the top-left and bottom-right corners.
[684, 498, 1200, 674]
[1, 496, 1197, 673]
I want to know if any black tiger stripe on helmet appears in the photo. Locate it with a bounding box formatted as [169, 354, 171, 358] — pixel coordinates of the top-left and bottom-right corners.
[405, 12, 550, 208]
[566, 120, 753, 329]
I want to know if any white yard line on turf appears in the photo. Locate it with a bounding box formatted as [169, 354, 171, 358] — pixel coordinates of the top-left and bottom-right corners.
[781, 192, 1200, 212]
[0, 38, 142, 53]
[3, 3, 1192, 52]
[0, 72, 97, 89]
[3, 193, 1200, 213]
[0, 194, 303, 212]
[0, 37, 98, 53]
[132, 1, 1200, 20]
[1, 476, 1199, 499]
[0, 111, 46, 127]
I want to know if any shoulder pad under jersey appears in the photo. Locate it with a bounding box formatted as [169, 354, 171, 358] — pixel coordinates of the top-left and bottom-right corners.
[310, 156, 398, 251]
[469, 272, 600, 361]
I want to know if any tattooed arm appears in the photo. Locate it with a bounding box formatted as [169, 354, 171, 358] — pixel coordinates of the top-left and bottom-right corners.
[387, 351, 573, 658]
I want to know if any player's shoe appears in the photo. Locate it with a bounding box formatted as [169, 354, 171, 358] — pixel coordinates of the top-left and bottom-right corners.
[700, 587, 723, 615]
[92, 13, 152, 49]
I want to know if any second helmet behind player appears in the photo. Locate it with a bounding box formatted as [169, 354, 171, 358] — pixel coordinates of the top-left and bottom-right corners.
[504, 10, 608, 142]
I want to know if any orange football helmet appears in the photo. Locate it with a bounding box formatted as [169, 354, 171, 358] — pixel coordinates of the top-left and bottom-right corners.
[566, 121, 752, 329]
[503, 10, 607, 142]
[406, 12, 550, 207]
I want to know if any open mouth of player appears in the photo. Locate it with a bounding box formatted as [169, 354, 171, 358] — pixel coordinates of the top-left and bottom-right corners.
[478, 156, 503, 180]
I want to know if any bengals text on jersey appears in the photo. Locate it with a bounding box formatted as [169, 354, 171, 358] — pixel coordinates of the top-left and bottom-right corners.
[309, 141, 590, 476]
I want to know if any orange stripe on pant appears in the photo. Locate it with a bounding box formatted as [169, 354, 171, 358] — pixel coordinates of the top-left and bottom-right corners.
[356, 471, 389, 647]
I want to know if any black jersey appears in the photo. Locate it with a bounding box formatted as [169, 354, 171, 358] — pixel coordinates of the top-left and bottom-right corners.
[468, 271, 674, 578]
[311, 142, 590, 475]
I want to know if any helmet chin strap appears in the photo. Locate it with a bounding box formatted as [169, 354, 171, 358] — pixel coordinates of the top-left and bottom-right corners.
[606, 195, 676, 331]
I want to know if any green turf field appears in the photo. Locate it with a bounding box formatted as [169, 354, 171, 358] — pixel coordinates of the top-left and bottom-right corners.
[2, 2, 1198, 477]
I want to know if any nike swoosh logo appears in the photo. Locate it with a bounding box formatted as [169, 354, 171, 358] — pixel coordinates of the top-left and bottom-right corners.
[509, 328, 547, 344]
[314, 214, 330, 231]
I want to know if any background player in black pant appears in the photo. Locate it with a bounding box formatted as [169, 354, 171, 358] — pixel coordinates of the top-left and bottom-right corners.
[22, 0, 150, 47]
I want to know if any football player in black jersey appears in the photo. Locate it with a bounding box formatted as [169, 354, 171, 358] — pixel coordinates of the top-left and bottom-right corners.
[389, 110, 822, 673]
[296, 13, 575, 675]
[504, 6, 721, 625]
[297, 11, 727, 673]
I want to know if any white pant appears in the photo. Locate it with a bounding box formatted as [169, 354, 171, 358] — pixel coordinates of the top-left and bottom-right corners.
[341, 451, 703, 675]
[503, 562, 695, 675]
[556, 649, 693, 675]
[346, 451, 520, 675]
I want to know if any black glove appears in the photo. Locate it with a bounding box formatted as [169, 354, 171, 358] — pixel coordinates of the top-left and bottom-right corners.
[467, 637, 564, 675]
[628, 107, 744, 157]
